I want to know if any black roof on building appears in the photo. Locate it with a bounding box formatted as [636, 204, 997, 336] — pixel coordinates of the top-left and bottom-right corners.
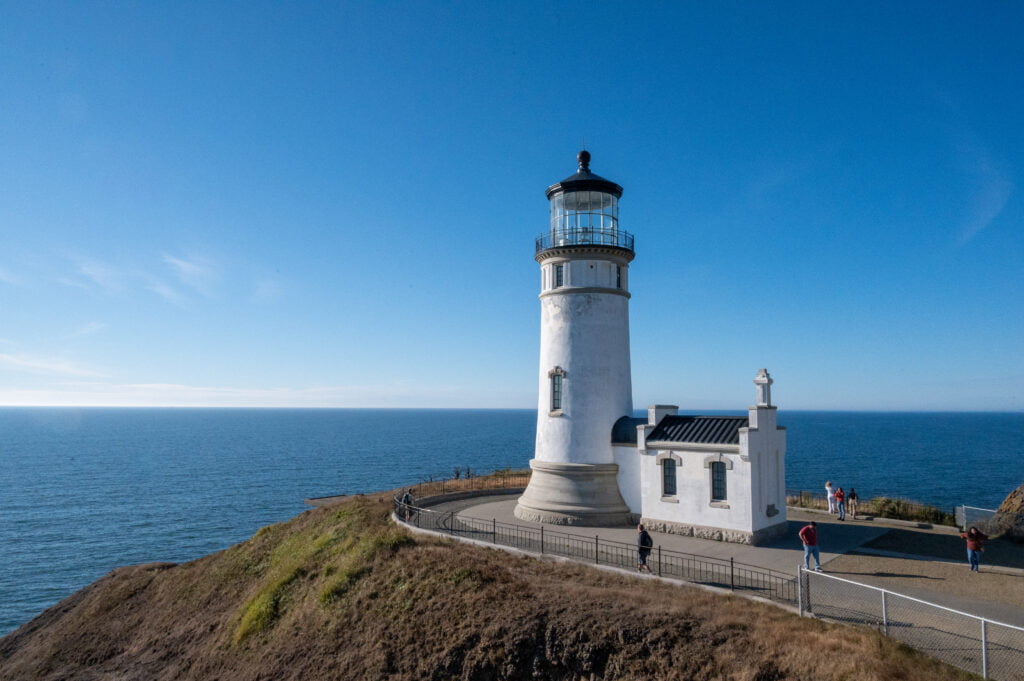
[611, 416, 647, 444]
[646, 415, 748, 445]
[545, 150, 623, 199]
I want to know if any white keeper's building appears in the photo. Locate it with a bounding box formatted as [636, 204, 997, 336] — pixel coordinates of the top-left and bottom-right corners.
[514, 151, 788, 545]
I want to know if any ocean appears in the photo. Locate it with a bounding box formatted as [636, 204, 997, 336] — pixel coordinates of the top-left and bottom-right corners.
[1, 407, 1021, 636]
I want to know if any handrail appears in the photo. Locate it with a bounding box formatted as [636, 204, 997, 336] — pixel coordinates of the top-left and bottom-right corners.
[535, 227, 634, 253]
[799, 566, 1024, 632]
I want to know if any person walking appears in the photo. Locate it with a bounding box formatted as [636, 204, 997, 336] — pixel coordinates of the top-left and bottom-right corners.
[637, 524, 654, 573]
[835, 487, 846, 521]
[847, 488, 859, 520]
[799, 521, 822, 571]
[825, 481, 836, 514]
[400, 489, 414, 521]
[960, 526, 989, 572]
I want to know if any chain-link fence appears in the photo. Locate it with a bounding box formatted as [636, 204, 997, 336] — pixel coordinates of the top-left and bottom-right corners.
[800, 568, 1024, 680]
[395, 497, 797, 605]
[957, 505, 998, 531]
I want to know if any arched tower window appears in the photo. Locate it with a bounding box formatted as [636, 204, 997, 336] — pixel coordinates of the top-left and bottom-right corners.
[548, 367, 566, 414]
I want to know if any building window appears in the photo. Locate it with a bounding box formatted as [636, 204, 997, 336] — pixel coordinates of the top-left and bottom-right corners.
[615, 265, 622, 289]
[662, 459, 677, 496]
[548, 366, 565, 413]
[710, 461, 727, 502]
[554, 264, 564, 288]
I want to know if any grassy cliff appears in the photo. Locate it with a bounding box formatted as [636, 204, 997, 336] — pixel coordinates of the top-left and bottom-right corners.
[0, 491, 975, 681]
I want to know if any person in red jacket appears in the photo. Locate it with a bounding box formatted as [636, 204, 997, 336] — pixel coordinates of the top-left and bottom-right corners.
[799, 521, 822, 571]
[835, 487, 846, 521]
[960, 526, 989, 572]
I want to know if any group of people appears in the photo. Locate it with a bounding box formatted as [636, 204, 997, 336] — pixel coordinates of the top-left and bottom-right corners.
[824, 481, 858, 521]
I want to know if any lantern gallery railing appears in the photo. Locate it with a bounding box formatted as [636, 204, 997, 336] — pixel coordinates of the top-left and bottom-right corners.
[535, 227, 634, 253]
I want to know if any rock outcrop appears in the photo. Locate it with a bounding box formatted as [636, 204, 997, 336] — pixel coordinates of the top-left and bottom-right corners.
[982, 483, 1024, 543]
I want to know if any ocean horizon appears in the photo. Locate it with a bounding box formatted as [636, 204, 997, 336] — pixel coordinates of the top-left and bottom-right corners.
[2, 407, 1021, 636]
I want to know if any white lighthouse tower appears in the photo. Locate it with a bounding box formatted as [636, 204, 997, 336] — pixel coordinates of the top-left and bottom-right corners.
[514, 150, 635, 526]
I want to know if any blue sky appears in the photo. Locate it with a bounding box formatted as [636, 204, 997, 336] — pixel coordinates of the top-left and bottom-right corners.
[1, 2, 1021, 411]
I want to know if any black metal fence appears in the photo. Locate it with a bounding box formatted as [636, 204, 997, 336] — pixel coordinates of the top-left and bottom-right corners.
[394, 498, 798, 606]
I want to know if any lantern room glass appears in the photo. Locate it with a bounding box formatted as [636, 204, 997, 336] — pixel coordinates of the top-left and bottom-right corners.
[550, 191, 619, 234]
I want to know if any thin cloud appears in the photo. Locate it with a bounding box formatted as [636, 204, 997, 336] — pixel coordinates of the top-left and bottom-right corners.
[0, 266, 21, 286]
[951, 127, 1014, 245]
[74, 257, 123, 293]
[71, 321, 108, 337]
[0, 380, 466, 407]
[0, 352, 102, 377]
[958, 154, 1013, 245]
[147, 280, 188, 308]
[163, 254, 218, 297]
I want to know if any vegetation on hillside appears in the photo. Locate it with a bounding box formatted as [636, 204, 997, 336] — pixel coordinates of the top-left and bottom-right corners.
[1, 486, 976, 681]
[786, 491, 956, 526]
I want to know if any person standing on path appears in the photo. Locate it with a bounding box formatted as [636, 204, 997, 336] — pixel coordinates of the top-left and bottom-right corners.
[960, 526, 989, 572]
[847, 488, 859, 520]
[799, 521, 822, 571]
[400, 490, 414, 521]
[825, 481, 836, 514]
[637, 524, 654, 573]
[835, 487, 846, 521]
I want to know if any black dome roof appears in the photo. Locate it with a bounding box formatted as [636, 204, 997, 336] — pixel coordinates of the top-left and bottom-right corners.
[545, 150, 623, 200]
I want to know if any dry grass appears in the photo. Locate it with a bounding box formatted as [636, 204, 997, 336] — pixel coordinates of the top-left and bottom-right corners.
[0, 485, 980, 681]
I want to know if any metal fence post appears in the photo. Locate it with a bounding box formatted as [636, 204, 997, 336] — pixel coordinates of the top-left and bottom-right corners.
[492, 517, 496, 544]
[730, 557, 735, 591]
[657, 546, 662, 577]
[540, 526, 544, 554]
[449, 510, 454, 536]
[595, 535, 599, 564]
[797, 566, 804, 617]
[981, 619, 988, 679]
[881, 591, 888, 635]
[805, 567, 812, 615]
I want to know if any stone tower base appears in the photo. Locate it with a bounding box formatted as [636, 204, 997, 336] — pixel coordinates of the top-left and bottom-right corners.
[514, 459, 633, 527]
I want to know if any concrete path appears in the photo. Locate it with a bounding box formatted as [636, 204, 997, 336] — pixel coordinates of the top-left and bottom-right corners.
[420, 493, 1024, 627]
[434, 495, 889, 577]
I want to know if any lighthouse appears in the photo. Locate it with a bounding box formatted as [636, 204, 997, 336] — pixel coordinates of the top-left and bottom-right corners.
[514, 150, 635, 526]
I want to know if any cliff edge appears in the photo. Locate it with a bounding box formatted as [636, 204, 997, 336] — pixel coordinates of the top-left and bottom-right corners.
[0, 493, 975, 681]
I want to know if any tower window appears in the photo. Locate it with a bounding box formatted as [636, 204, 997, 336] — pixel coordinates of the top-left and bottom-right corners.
[548, 366, 565, 413]
[711, 461, 727, 502]
[662, 459, 677, 496]
[554, 264, 564, 288]
[615, 265, 622, 289]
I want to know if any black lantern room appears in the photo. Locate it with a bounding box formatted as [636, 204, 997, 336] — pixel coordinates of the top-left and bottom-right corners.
[536, 150, 634, 254]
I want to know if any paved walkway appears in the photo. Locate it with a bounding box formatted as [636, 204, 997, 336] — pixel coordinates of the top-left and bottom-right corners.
[421, 493, 1024, 627]
[432, 495, 889, 576]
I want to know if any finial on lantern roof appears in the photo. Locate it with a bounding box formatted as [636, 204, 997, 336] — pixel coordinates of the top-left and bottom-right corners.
[577, 149, 591, 172]
[753, 368, 773, 407]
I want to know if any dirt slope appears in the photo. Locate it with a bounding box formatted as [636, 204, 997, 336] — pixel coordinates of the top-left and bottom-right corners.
[0, 494, 975, 681]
